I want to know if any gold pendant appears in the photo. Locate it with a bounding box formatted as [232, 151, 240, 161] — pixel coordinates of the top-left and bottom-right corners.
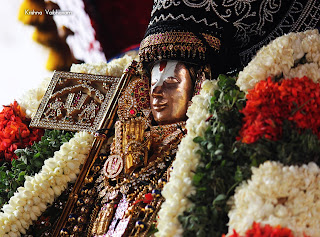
[104, 155, 123, 179]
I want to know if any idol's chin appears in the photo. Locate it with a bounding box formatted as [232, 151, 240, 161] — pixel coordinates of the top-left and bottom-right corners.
[153, 114, 187, 125]
[152, 106, 170, 125]
[153, 114, 169, 125]
[153, 113, 173, 125]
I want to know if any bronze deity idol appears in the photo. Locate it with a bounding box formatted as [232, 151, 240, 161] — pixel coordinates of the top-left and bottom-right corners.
[89, 60, 197, 236]
[150, 61, 193, 125]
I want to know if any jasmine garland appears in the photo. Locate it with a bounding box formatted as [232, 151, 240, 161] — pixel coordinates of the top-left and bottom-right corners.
[227, 161, 320, 237]
[2, 55, 137, 236]
[237, 30, 320, 92]
[155, 80, 218, 237]
[70, 54, 138, 77]
[0, 131, 93, 236]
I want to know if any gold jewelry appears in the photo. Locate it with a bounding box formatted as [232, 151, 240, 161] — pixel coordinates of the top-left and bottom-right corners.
[92, 121, 185, 236]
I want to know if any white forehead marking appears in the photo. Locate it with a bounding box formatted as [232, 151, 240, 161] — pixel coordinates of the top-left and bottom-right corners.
[151, 60, 178, 93]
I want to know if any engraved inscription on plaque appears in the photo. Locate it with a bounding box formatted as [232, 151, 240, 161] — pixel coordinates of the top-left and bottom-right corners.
[30, 71, 121, 132]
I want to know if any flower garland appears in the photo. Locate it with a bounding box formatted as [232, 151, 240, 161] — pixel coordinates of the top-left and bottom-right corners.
[0, 101, 44, 161]
[238, 76, 320, 144]
[227, 161, 320, 237]
[236, 30, 320, 92]
[18, 77, 51, 119]
[1, 54, 136, 236]
[0, 130, 74, 209]
[178, 75, 248, 236]
[156, 80, 218, 237]
[227, 30, 320, 236]
[70, 54, 138, 76]
[0, 131, 94, 236]
[176, 30, 320, 236]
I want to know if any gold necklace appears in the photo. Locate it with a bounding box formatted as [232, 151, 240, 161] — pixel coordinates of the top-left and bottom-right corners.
[90, 124, 186, 236]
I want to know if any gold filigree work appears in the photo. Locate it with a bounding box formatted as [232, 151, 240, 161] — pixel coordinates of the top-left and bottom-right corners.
[139, 31, 221, 63]
[92, 122, 186, 237]
[30, 71, 121, 132]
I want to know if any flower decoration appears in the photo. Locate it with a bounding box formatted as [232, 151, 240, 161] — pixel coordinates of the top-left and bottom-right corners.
[227, 161, 320, 237]
[5, 30, 320, 236]
[236, 30, 320, 92]
[156, 80, 218, 237]
[238, 77, 320, 144]
[18, 77, 51, 119]
[70, 54, 138, 77]
[0, 101, 44, 161]
[0, 54, 133, 236]
[226, 222, 296, 237]
[0, 131, 93, 236]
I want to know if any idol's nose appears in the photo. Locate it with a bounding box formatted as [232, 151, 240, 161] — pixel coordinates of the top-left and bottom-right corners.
[151, 82, 164, 96]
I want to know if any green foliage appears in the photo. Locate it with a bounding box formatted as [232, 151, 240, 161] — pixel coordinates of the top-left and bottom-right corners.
[235, 120, 320, 166]
[0, 130, 74, 208]
[179, 75, 320, 237]
[179, 75, 249, 237]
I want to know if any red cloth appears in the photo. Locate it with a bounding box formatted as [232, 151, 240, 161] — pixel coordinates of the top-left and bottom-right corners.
[84, 0, 153, 59]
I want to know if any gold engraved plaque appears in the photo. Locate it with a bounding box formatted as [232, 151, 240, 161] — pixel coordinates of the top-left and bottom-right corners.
[30, 71, 121, 132]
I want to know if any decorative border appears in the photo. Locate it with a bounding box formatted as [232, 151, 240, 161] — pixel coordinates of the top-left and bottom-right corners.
[140, 32, 220, 51]
[139, 31, 220, 63]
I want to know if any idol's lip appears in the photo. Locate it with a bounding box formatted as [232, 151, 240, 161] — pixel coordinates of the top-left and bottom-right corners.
[152, 103, 167, 111]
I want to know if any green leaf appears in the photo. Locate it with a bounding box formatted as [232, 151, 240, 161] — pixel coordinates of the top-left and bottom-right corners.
[0, 171, 6, 179]
[234, 167, 243, 183]
[16, 163, 27, 170]
[17, 171, 26, 182]
[192, 173, 204, 185]
[193, 136, 204, 143]
[212, 194, 226, 205]
[11, 181, 18, 190]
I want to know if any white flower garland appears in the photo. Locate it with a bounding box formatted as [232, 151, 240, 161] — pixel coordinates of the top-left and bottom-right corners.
[156, 80, 217, 237]
[0, 131, 94, 237]
[7, 54, 136, 236]
[236, 29, 320, 92]
[227, 161, 320, 237]
[18, 77, 51, 119]
[70, 54, 138, 77]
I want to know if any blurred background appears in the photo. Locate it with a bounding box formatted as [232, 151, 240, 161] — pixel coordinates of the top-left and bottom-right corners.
[0, 0, 153, 105]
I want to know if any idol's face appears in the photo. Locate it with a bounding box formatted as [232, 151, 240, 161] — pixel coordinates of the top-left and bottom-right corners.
[150, 60, 193, 125]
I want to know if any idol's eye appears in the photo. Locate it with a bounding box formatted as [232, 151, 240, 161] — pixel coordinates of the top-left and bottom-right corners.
[164, 77, 179, 84]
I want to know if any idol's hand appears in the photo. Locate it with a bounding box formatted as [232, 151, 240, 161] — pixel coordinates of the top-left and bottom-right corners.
[123, 118, 149, 174]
